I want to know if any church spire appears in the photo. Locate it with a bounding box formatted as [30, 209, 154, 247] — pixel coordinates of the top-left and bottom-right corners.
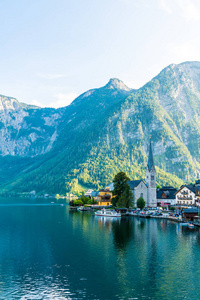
[147, 140, 155, 171]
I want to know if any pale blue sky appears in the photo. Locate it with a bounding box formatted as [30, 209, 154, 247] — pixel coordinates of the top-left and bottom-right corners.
[0, 0, 200, 107]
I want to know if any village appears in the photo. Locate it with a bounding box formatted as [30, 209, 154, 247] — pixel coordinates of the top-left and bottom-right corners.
[69, 141, 200, 224]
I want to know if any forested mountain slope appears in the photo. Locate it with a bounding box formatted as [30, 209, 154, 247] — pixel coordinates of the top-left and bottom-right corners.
[1, 62, 200, 194]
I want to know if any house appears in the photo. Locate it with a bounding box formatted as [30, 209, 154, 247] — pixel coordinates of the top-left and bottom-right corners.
[175, 182, 200, 207]
[182, 208, 198, 221]
[97, 189, 112, 206]
[157, 186, 177, 208]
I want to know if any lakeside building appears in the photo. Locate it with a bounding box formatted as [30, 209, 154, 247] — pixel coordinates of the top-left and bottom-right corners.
[128, 141, 157, 207]
[128, 180, 147, 204]
[174, 181, 200, 207]
[96, 189, 112, 206]
[157, 186, 177, 208]
[182, 208, 198, 221]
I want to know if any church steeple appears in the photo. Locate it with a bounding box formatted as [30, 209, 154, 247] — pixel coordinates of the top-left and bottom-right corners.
[146, 140, 157, 207]
[147, 140, 155, 171]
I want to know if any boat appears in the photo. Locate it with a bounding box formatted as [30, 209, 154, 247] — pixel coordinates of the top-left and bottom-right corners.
[77, 206, 90, 211]
[95, 208, 121, 217]
[127, 211, 138, 216]
[188, 223, 195, 229]
[179, 222, 188, 226]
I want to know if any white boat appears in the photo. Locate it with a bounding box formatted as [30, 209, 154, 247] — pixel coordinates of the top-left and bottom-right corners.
[95, 208, 121, 217]
[77, 206, 85, 211]
[188, 223, 195, 229]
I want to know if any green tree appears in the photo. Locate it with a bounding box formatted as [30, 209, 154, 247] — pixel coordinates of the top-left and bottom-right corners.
[112, 172, 130, 206]
[117, 183, 134, 208]
[137, 197, 146, 210]
[74, 199, 83, 206]
[79, 191, 89, 205]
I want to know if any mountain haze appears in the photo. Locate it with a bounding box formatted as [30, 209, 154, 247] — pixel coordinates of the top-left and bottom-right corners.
[1, 62, 200, 194]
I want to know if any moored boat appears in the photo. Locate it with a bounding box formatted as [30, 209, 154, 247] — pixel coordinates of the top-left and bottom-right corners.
[95, 208, 121, 217]
[188, 223, 194, 229]
[77, 206, 91, 211]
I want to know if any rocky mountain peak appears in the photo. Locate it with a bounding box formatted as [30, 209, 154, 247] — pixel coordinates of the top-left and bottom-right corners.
[106, 78, 131, 91]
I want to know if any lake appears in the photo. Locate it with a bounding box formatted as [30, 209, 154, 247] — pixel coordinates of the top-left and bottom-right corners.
[0, 197, 200, 299]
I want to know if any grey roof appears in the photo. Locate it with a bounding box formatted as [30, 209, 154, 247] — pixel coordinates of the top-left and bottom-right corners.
[179, 185, 199, 194]
[157, 186, 177, 200]
[147, 141, 155, 171]
[128, 180, 146, 190]
[91, 191, 99, 197]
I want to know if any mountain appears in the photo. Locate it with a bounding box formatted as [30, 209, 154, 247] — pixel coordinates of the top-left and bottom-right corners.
[1, 62, 200, 194]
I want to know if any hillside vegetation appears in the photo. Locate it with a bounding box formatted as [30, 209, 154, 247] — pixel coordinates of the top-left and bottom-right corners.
[1, 62, 200, 194]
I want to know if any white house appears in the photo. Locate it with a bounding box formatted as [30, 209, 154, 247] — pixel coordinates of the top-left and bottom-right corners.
[175, 185, 199, 207]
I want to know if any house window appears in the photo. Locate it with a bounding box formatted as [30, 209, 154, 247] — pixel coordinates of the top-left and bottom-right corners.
[140, 193, 143, 198]
[151, 175, 154, 180]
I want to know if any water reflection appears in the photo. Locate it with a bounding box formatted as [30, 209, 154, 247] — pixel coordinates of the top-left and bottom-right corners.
[0, 199, 200, 299]
[112, 217, 134, 252]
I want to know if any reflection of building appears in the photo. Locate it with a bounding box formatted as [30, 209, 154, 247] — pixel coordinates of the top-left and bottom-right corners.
[175, 182, 200, 207]
[157, 186, 177, 207]
[97, 189, 112, 206]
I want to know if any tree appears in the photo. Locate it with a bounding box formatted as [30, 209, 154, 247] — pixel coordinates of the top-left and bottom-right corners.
[137, 197, 145, 210]
[117, 183, 134, 208]
[112, 172, 130, 206]
[79, 191, 89, 205]
[74, 199, 83, 206]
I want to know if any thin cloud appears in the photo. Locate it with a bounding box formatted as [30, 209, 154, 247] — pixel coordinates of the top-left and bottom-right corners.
[168, 40, 200, 62]
[178, 0, 200, 21]
[49, 92, 79, 108]
[36, 73, 66, 80]
[158, 0, 172, 14]
[158, 0, 200, 21]
[27, 99, 44, 108]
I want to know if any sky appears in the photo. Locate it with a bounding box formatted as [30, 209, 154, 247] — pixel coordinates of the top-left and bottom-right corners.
[0, 0, 200, 108]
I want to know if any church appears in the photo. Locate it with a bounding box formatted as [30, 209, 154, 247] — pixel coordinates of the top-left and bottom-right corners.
[128, 141, 157, 208]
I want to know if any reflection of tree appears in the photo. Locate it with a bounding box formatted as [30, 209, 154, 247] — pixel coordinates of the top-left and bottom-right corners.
[112, 218, 134, 252]
[139, 219, 146, 230]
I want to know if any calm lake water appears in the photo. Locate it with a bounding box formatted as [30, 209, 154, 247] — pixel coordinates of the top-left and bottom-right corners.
[0, 197, 200, 299]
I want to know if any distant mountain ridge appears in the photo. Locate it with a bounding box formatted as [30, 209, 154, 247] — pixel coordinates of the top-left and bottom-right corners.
[1, 62, 200, 194]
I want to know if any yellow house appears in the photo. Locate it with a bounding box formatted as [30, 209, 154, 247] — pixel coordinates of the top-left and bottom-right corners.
[97, 189, 112, 206]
